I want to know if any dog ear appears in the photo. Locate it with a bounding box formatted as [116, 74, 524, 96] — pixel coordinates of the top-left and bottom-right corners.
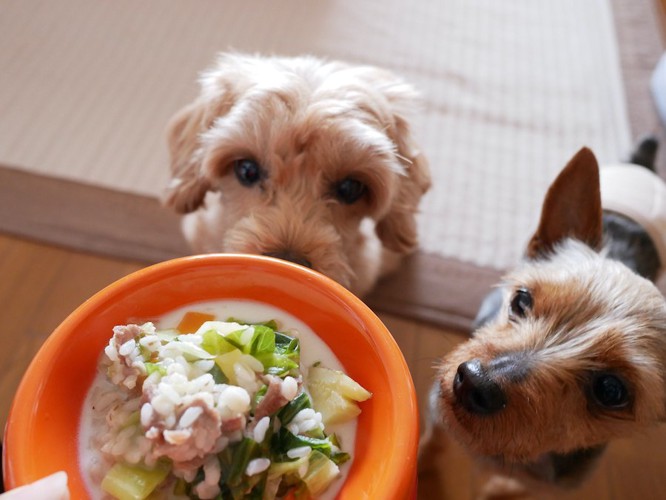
[163, 98, 216, 213]
[374, 88, 432, 254]
[163, 55, 243, 214]
[526, 147, 603, 259]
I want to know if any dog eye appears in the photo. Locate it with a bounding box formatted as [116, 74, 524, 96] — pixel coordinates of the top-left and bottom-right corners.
[590, 372, 630, 410]
[233, 159, 263, 187]
[334, 177, 367, 204]
[509, 288, 532, 320]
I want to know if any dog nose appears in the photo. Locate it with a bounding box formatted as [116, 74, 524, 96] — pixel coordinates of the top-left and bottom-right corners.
[453, 359, 507, 415]
[263, 251, 312, 269]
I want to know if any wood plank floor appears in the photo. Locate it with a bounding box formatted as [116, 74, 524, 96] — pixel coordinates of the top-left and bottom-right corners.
[2, 233, 666, 499]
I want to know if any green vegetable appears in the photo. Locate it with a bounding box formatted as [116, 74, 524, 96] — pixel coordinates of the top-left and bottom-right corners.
[302, 450, 340, 496]
[327, 434, 350, 465]
[201, 329, 238, 355]
[212, 322, 300, 377]
[262, 355, 299, 377]
[267, 455, 309, 479]
[261, 332, 300, 377]
[215, 349, 244, 384]
[274, 429, 334, 459]
[307, 365, 371, 425]
[277, 392, 312, 425]
[101, 462, 169, 500]
[275, 332, 300, 353]
[223, 437, 261, 487]
[224, 325, 275, 358]
[222, 327, 254, 351]
[330, 451, 350, 466]
[209, 363, 229, 384]
[144, 363, 166, 377]
[308, 366, 372, 401]
[247, 325, 276, 356]
[216, 438, 268, 499]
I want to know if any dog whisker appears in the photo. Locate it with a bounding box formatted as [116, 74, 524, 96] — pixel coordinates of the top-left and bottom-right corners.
[394, 152, 413, 165]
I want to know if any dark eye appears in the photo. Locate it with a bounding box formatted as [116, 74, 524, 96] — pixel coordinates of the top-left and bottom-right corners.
[509, 288, 532, 320]
[334, 177, 367, 204]
[233, 159, 263, 187]
[590, 373, 630, 409]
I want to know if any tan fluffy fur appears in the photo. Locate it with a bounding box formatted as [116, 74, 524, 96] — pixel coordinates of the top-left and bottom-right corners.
[163, 53, 431, 296]
[424, 148, 666, 494]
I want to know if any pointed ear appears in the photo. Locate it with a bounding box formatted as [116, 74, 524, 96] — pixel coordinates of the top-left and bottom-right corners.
[526, 147, 603, 259]
[374, 84, 432, 253]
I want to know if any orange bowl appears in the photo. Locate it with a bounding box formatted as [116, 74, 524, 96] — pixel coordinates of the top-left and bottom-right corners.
[3, 254, 418, 499]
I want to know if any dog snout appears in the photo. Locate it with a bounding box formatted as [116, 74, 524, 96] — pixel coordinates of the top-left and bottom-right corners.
[487, 352, 531, 382]
[263, 251, 312, 269]
[453, 359, 507, 415]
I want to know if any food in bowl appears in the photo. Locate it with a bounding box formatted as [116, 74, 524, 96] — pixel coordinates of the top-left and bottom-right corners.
[4, 254, 418, 500]
[79, 299, 371, 500]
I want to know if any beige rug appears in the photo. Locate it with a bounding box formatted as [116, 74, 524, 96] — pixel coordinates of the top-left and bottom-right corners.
[1, 0, 663, 330]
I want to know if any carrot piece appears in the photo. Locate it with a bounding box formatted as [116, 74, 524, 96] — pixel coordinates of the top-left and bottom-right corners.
[176, 311, 215, 333]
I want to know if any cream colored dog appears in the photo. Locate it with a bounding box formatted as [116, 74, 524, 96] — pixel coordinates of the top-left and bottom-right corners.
[164, 53, 431, 297]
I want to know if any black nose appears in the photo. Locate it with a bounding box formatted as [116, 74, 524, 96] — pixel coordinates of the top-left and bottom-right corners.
[263, 251, 312, 269]
[453, 359, 507, 415]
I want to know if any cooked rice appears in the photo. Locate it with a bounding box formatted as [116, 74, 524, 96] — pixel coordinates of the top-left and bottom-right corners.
[86, 321, 321, 499]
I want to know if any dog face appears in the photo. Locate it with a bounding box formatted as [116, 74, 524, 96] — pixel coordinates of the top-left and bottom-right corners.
[436, 148, 666, 463]
[164, 53, 430, 294]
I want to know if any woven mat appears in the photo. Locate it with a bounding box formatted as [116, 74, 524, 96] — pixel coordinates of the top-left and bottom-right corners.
[1, 0, 663, 331]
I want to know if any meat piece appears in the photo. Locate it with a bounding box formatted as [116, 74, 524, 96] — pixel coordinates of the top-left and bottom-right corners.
[221, 415, 245, 432]
[106, 324, 145, 389]
[112, 324, 142, 346]
[148, 398, 223, 465]
[253, 375, 290, 421]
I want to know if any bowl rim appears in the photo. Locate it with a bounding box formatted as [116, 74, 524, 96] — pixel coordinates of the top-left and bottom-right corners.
[3, 253, 419, 499]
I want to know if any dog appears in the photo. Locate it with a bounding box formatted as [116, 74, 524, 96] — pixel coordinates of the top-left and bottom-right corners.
[163, 52, 431, 297]
[422, 138, 666, 495]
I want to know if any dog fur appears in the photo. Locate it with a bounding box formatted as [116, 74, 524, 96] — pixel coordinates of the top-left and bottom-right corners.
[163, 53, 431, 296]
[423, 146, 666, 494]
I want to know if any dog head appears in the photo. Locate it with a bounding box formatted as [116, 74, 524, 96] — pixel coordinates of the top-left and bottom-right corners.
[436, 148, 666, 463]
[163, 53, 430, 294]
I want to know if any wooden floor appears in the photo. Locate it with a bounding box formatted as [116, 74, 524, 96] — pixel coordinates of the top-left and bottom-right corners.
[2, 233, 666, 499]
